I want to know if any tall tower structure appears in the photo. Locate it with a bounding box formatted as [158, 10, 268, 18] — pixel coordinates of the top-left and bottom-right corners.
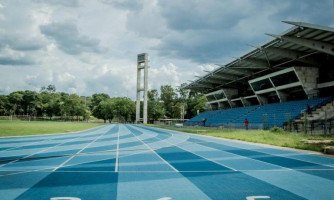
[136, 53, 149, 124]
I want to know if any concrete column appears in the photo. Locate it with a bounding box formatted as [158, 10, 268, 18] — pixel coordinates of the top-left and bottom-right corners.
[136, 53, 149, 124]
[135, 68, 141, 123]
[294, 67, 319, 98]
[143, 62, 148, 124]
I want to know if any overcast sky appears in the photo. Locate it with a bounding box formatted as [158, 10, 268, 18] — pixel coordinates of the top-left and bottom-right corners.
[0, 0, 333, 98]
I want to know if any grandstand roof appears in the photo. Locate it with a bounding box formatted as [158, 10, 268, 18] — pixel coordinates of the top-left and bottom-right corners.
[184, 21, 334, 93]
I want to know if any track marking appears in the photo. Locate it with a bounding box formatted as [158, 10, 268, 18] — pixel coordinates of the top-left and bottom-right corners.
[184, 130, 334, 167]
[51, 197, 81, 200]
[246, 196, 270, 200]
[52, 126, 113, 172]
[0, 137, 55, 153]
[0, 129, 98, 168]
[134, 126, 238, 172]
[126, 125, 179, 172]
[157, 197, 172, 200]
[3, 167, 333, 176]
[115, 126, 120, 172]
[195, 139, 334, 169]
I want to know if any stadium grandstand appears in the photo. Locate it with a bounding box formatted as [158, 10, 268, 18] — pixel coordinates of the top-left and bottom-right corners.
[183, 21, 334, 131]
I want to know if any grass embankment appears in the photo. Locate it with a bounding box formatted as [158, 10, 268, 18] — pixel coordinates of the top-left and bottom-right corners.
[149, 124, 334, 152]
[0, 120, 104, 137]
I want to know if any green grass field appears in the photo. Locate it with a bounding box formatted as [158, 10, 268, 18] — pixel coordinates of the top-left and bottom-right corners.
[0, 120, 104, 137]
[150, 124, 334, 152]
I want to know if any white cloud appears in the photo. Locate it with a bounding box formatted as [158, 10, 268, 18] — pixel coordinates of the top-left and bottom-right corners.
[0, 0, 333, 98]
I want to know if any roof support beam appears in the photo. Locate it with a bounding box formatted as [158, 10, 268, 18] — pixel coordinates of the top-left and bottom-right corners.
[283, 21, 334, 33]
[227, 67, 254, 75]
[266, 33, 334, 56]
[190, 84, 212, 88]
[243, 58, 270, 69]
[215, 64, 254, 75]
[211, 74, 237, 81]
[266, 47, 319, 66]
[200, 79, 223, 85]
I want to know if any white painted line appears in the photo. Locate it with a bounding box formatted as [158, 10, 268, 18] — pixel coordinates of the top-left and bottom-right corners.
[52, 126, 112, 172]
[0, 128, 97, 168]
[180, 141, 292, 172]
[0, 137, 55, 153]
[126, 125, 179, 172]
[137, 126, 238, 172]
[194, 137, 334, 169]
[2, 167, 333, 177]
[0, 124, 106, 139]
[51, 197, 81, 200]
[0, 126, 107, 154]
[146, 126, 296, 171]
[246, 196, 270, 200]
[164, 126, 334, 163]
[115, 125, 120, 172]
[157, 197, 172, 200]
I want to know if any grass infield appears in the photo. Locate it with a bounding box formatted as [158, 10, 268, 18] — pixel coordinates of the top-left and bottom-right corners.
[0, 120, 104, 137]
[149, 124, 334, 153]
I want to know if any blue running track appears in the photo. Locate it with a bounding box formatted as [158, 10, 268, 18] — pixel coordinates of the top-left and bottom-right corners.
[0, 124, 334, 200]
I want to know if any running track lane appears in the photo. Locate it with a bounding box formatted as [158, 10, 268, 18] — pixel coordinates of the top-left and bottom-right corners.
[0, 124, 333, 200]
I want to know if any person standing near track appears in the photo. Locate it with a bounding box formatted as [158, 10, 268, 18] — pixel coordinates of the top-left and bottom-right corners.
[202, 118, 207, 126]
[244, 118, 249, 130]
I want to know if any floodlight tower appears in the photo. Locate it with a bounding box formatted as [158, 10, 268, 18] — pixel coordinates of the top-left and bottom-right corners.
[136, 53, 149, 124]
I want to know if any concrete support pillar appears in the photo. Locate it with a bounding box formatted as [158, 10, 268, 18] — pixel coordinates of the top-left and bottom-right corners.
[294, 67, 319, 98]
[222, 88, 238, 108]
[136, 53, 149, 124]
[277, 90, 288, 102]
[136, 68, 141, 123]
[257, 95, 268, 105]
[143, 61, 148, 124]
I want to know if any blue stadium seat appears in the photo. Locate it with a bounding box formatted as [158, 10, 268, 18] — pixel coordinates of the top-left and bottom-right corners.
[184, 97, 330, 128]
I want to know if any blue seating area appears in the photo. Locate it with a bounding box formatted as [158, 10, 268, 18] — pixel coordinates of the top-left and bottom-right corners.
[184, 97, 330, 128]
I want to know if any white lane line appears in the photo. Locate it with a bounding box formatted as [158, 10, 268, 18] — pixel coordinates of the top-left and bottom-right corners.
[2, 166, 333, 177]
[181, 129, 334, 168]
[0, 125, 106, 139]
[180, 141, 292, 172]
[194, 139, 334, 170]
[52, 126, 113, 172]
[0, 137, 55, 153]
[145, 126, 294, 171]
[135, 126, 238, 172]
[126, 126, 179, 172]
[0, 126, 107, 154]
[115, 125, 120, 172]
[0, 125, 184, 177]
[0, 128, 98, 168]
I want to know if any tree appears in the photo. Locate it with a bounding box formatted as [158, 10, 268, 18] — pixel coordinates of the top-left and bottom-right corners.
[186, 94, 207, 119]
[22, 90, 39, 116]
[41, 84, 56, 93]
[148, 100, 165, 121]
[148, 89, 159, 101]
[99, 99, 114, 123]
[60, 94, 88, 120]
[90, 93, 110, 120]
[0, 95, 8, 115]
[160, 85, 177, 118]
[7, 91, 24, 115]
[111, 97, 135, 123]
[147, 89, 165, 121]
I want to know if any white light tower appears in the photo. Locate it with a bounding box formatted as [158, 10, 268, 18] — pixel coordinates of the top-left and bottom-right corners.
[136, 53, 149, 124]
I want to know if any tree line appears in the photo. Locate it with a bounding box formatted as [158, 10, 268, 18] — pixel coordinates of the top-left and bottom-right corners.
[0, 84, 206, 123]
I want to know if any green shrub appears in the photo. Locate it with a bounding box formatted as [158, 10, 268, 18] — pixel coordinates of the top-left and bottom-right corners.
[270, 126, 285, 134]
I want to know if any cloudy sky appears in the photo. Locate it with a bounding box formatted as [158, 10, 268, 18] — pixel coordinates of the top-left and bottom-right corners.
[0, 0, 333, 98]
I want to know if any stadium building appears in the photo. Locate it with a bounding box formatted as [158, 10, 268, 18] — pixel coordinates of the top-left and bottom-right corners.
[184, 21, 334, 130]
